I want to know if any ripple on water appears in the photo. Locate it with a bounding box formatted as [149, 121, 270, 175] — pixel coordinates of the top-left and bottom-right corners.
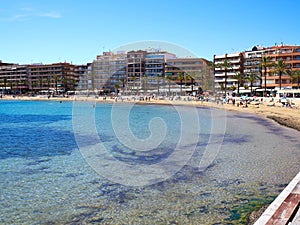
[0, 101, 299, 225]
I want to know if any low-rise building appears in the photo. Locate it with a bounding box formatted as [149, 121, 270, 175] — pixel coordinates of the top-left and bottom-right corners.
[165, 58, 213, 90]
[28, 63, 79, 93]
[0, 62, 83, 94]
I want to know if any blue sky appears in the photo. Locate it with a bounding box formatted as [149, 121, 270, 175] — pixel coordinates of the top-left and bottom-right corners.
[1, 0, 300, 64]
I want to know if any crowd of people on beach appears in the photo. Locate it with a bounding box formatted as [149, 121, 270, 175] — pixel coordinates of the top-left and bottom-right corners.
[218, 94, 299, 109]
[1, 91, 299, 111]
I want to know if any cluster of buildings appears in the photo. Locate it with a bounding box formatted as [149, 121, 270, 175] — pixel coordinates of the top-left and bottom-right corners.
[84, 50, 212, 95]
[0, 61, 86, 95]
[2, 43, 300, 97]
[214, 44, 300, 95]
[0, 50, 213, 96]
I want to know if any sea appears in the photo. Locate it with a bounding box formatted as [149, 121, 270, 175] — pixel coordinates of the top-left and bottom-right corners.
[0, 100, 299, 224]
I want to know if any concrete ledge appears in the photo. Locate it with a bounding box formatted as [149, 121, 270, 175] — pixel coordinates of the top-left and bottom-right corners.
[254, 172, 300, 225]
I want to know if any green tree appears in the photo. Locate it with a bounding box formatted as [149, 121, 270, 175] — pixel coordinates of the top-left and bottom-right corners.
[3, 78, 7, 93]
[143, 74, 148, 94]
[120, 78, 126, 95]
[260, 56, 273, 96]
[178, 72, 185, 96]
[156, 74, 161, 95]
[39, 77, 43, 90]
[46, 77, 51, 89]
[232, 72, 244, 96]
[166, 74, 173, 97]
[9, 80, 13, 91]
[186, 74, 195, 92]
[273, 58, 288, 90]
[287, 69, 300, 89]
[246, 73, 260, 95]
[114, 83, 120, 95]
[53, 75, 59, 94]
[216, 59, 232, 96]
[131, 76, 137, 95]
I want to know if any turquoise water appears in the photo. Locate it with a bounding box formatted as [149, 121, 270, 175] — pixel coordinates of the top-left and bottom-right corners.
[0, 100, 299, 224]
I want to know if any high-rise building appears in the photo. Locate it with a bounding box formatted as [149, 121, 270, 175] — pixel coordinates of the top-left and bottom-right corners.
[213, 52, 244, 93]
[243, 46, 265, 89]
[144, 51, 176, 91]
[126, 50, 146, 92]
[75, 64, 89, 90]
[92, 52, 127, 93]
[264, 45, 300, 90]
[214, 44, 300, 95]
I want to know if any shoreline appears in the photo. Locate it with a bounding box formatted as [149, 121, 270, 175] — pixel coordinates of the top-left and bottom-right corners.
[2, 95, 300, 132]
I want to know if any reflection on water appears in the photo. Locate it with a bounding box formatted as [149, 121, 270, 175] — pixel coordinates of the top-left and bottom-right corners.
[0, 101, 299, 224]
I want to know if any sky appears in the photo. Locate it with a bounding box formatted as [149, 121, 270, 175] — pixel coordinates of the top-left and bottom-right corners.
[1, 0, 300, 65]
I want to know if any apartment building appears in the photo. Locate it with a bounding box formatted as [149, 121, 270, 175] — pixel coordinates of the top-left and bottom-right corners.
[28, 63, 79, 93]
[214, 44, 300, 94]
[0, 62, 83, 94]
[243, 46, 265, 88]
[76, 64, 90, 90]
[165, 58, 213, 91]
[264, 45, 300, 90]
[126, 50, 146, 92]
[0, 64, 28, 93]
[144, 51, 176, 91]
[214, 52, 244, 93]
[92, 52, 127, 92]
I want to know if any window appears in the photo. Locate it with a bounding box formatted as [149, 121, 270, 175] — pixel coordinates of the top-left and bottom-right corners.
[294, 64, 300, 68]
[294, 56, 300, 60]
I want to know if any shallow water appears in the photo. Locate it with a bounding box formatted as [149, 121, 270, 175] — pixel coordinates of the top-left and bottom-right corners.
[0, 100, 299, 224]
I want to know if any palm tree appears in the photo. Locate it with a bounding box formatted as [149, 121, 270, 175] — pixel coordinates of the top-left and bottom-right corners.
[131, 76, 137, 95]
[217, 59, 232, 96]
[114, 84, 120, 96]
[208, 61, 219, 93]
[232, 72, 244, 96]
[156, 74, 161, 95]
[53, 75, 59, 94]
[143, 74, 148, 94]
[120, 78, 126, 95]
[273, 58, 288, 90]
[39, 77, 43, 90]
[288, 69, 300, 89]
[3, 78, 7, 93]
[9, 80, 13, 92]
[46, 77, 51, 90]
[260, 56, 273, 97]
[246, 73, 260, 96]
[166, 74, 173, 97]
[178, 72, 185, 96]
[186, 74, 195, 92]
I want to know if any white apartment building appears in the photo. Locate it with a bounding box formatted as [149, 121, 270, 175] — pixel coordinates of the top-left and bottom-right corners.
[214, 52, 243, 92]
